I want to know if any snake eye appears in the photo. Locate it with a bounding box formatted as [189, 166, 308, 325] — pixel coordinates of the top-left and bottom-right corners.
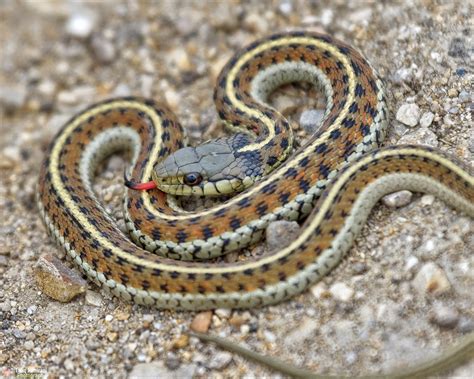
[183, 172, 202, 186]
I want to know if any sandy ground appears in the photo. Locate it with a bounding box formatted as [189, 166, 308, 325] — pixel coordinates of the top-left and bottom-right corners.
[0, 1, 473, 378]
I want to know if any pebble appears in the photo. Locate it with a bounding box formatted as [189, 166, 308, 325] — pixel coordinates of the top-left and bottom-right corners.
[284, 317, 319, 346]
[90, 35, 116, 64]
[429, 303, 459, 328]
[299, 109, 325, 133]
[412, 262, 451, 296]
[34, 254, 87, 302]
[345, 351, 358, 365]
[0, 84, 27, 112]
[13, 329, 26, 339]
[310, 281, 329, 299]
[243, 13, 268, 34]
[278, 1, 293, 15]
[171, 334, 189, 349]
[65, 11, 97, 39]
[265, 220, 300, 251]
[398, 127, 438, 147]
[404, 256, 419, 272]
[190, 311, 212, 333]
[0, 302, 11, 312]
[130, 362, 197, 379]
[263, 330, 276, 343]
[0, 255, 7, 267]
[329, 282, 354, 302]
[458, 90, 470, 103]
[207, 351, 233, 370]
[420, 195, 435, 206]
[457, 317, 474, 333]
[64, 358, 75, 371]
[214, 308, 231, 319]
[396, 103, 421, 127]
[382, 190, 413, 208]
[57, 86, 96, 106]
[24, 340, 35, 350]
[419, 111, 435, 127]
[27, 305, 37, 315]
[447, 88, 458, 97]
[165, 352, 181, 370]
[85, 290, 103, 307]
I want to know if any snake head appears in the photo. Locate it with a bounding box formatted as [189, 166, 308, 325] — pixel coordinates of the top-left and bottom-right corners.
[152, 137, 255, 196]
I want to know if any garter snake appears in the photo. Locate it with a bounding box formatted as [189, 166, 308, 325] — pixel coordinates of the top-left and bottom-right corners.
[37, 31, 473, 376]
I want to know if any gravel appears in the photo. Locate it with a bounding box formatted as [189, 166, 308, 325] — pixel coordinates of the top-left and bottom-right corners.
[1, 1, 472, 378]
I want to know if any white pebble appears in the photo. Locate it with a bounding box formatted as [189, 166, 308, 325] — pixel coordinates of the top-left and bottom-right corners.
[329, 282, 354, 302]
[413, 262, 451, 296]
[419, 112, 434, 127]
[382, 190, 413, 208]
[299, 109, 325, 133]
[396, 103, 421, 127]
[65, 11, 97, 39]
[85, 290, 103, 307]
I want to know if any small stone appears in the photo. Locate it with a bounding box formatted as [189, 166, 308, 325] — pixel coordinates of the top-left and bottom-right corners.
[164, 89, 180, 109]
[420, 195, 435, 206]
[85, 290, 103, 307]
[0, 255, 7, 267]
[129, 362, 197, 379]
[419, 112, 434, 128]
[0, 84, 27, 112]
[0, 302, 11, 312]
[37, 79, 57, 98]
[413, 262, 451, 296]
[382, 190, 413, 208]
[240, 324, 250, 335]
[284, 318, 319, 345]
[447, 88, 458, 97]
[13, 329, 26, 339]
[266, 220, 300, 251]
[34, 254, 87, 302]
[190, 311, 212, 333]
[165, 352, 181, 370]
[65, 11, 97, 39]
[207, 352, 233, 370]
[64, 358, 74, 371]
[398, 127, 438, 147]
[90, 35, 116, 64]
[263, 330, 276, 343]
[24, 340, 35, 350]
[345, 351, 358, 365]
[320, 9, 334, 26]
[429, 303, 459, 328]
[352, 262, 368, 275]
[215, 308, 231, 319]
[278, 1, 293, 15]
[458, 90, 470, 103]
[299, 109, 325, 133]
[457, 317, 474, 333]
[113, 83, 132, 97]
[27, 305, 37, 315]
[105, 314, 113, 322]
[310, 282, 329, 299]
[167, 49, 193, 73]
[171, 334, 189, 349]
[243, 13, 268, 33]
[396, 103, 421, 127]
[106, 331, 118, 342]
[404, 256, 419, 272]
[329, 282, 354, 302]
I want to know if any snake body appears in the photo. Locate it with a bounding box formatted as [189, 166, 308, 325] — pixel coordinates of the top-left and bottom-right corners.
[37, 30, 474, 376]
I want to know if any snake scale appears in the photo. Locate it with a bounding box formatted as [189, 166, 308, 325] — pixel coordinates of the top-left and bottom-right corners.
[37, 31, 473, 376]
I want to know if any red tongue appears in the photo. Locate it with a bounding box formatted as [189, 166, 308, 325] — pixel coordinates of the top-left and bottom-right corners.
[125, 180, 157, 191]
